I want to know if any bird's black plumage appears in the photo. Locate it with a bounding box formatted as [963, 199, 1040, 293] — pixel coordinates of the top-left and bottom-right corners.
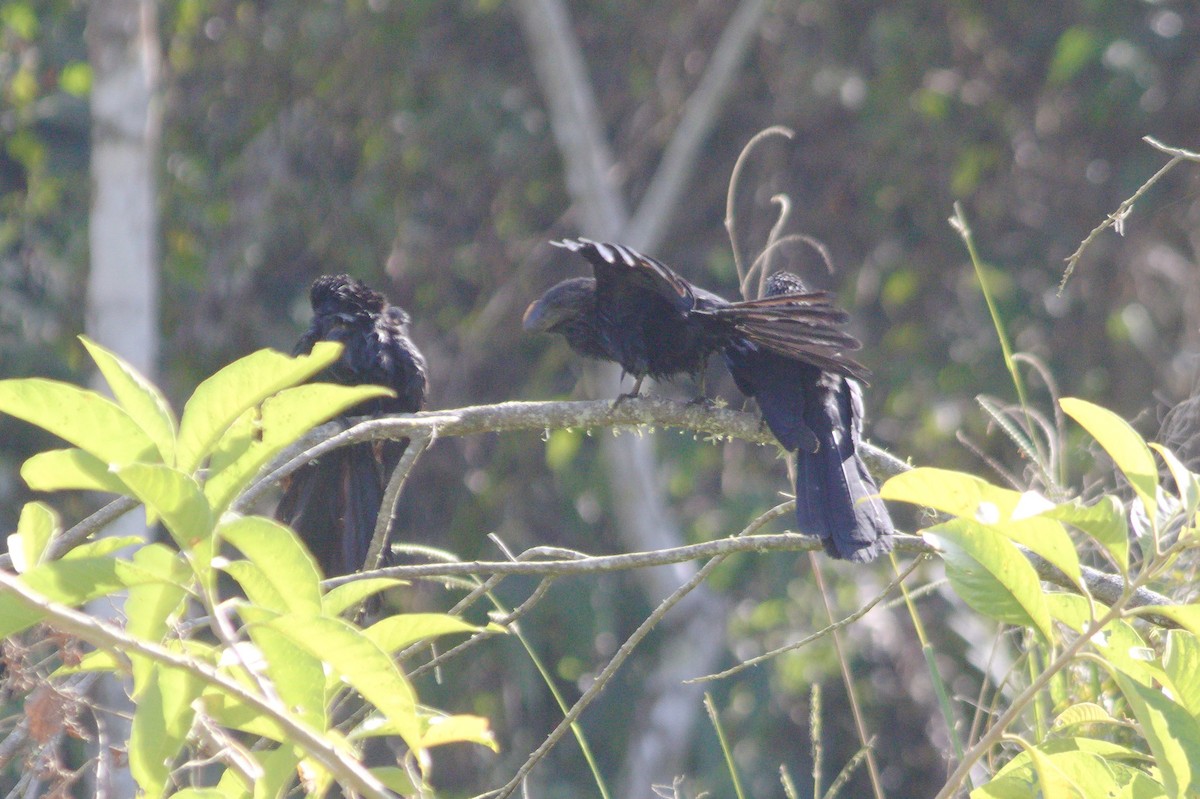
[523, 238, 867, 395]
[275, 274, 427, 578]
[526, 239, 892, 562]
[725, 272, 893, 562]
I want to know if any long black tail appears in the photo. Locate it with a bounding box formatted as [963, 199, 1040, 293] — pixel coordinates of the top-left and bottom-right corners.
[275, 438, 407, 577]
[723, 335, 893, 563]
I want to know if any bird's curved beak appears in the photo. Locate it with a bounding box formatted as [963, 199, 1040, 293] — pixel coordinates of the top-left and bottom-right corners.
[522, 299, 551, 333]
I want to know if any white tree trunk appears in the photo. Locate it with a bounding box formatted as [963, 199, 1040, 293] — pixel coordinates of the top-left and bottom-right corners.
[84, 2, 161, 796]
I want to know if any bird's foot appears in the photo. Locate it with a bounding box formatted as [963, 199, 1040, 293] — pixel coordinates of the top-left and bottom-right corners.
[612, 390, 642, 408]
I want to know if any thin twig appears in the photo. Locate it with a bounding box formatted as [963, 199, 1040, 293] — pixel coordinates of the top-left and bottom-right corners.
[689, 555, 927, 682]
[364, 432, 433, 573]
[1059, 136, 1200, 294]
[487, 503, 793, 799]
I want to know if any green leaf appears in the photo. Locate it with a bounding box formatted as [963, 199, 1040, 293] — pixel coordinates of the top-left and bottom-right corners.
[9, 501, 59, 573]
[266, 614, 421, 750]
[974, 747, 1121, 799]
[1060, 397, 1158, 531]
[129, 663, 202, 798]
[1152, 443, 1200, 535]
[125, 545, 190, 689]
[62, 536, 146, 560]
[54, 649, 123, 676]
[363, 613, 481, 655]
[1164, 631, 1200, 719]
[881, 468, 1082, 586]
[1052, 702, 1120, 731]
[204, 382, 394, 513]
[115, 463, 213, 550]
[1047, 594, 1161, 686]
[323, 578, 407, 617]
[175, 343, 345, 473]
[220, 516, 322, 615]
[221, 561, 290, 614]
[80, 336, 178, 465]
[925, 519, 1054, 641]
[369, 766, 418, 795]
[1133, 605, 1200, 638]
[20, 448, 129, 494]
[1043, 496, 1129, 575]
[0, 377, 157, 464]
[420, 713, 497, 751]
[1112, 668, 1200, 798]
[246, 623, 327, 732]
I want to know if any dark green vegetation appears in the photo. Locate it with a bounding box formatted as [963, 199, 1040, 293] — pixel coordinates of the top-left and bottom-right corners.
[3, 2, 1200, 797]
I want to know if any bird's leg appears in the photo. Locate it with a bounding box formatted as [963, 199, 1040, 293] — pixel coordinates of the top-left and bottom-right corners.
[686, 370, 714, 407]
[613, 374, 645, 406]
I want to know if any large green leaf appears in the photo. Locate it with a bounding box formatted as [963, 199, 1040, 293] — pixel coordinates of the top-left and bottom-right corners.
[1043, 496, 1129, 575]
[363, 613, 482, 655]
[129, 662, 202, 798]
[246, 624, 328, 733]
[1112, 667, 1200, 798]
[80, 336, 178, 465]
[1047, 593, 1161, 686]
[0, 377, 157, 464]
[115, 463, 213, 550]
[1133, 605, 1200, 638]
[175, 343, 343, 473]
[1164, 631, 1200, 720]
[219, 516, 322, 615]
[125, 544, 190, 690]
[881, 467, 1081, 586]
[203, 382, 394, 514]
[1060, 398, 1158, 531]
[8, 501, 59, 573]
[1152, 443, 1200, 535]
[20, 448, 129, 494]
[266, 614, 421, 750]
[973, 748, 1124, 799]
[925, 519, 1054, 641]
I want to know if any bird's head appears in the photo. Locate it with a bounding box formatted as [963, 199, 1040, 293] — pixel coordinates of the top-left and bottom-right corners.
[764, 271, 810, 297]
[310, 274, 387, 320]
[522, 277, 596, 334]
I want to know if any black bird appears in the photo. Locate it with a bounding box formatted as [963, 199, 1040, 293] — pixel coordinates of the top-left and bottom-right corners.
[725, 272, 893, 562]
[523, 238, 866, 396]
[525, 239, 892, 562]
[276, 274, 428, 578]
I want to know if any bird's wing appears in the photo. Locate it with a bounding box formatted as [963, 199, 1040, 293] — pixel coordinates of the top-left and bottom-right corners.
[700, 292, 870, 381]
[553, 238, 696, 313]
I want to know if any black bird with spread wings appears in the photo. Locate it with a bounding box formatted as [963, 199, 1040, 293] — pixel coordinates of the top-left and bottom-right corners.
[524, 238, 892, 562]
[276, 274, 428, 578]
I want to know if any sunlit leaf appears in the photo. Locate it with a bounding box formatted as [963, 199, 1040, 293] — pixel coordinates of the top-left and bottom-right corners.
[420, 713, 497, 751]
[175, 343, 344, 473]
[0, 378, 157, 464]
[62, 536, 146, 560]
[1048, 594, 1161, 686]
[129, 663, 202, 798]
[1152, 443, 1200, 538]
[1052, 702, 1121, 731]
[323, 578, 407, 617]
[363, 613, 482, 655]
[125, 544, 190, 689]
[1043, 496, 1129, 575]
[220, 516, 322, 615]
[115, 463, 213, 550]
[1164, 631, 1200, 719]
[81, 336, 178, 465]
[267, 614, 421, 750]
[21, 448, 129, 494]
[1060, 397, 1158, 532]
[1132, 605, 1200, 638]
[9, 501, 58, 573]
[246, 624, 327, 732]
[369, 766, 418, 795]
[925, 519, 1054, 641]
[203, 382, 394, 513]
[1112, 667, 1200, 798]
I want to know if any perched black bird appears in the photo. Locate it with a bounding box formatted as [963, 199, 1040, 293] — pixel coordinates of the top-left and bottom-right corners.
[276, 274, 428, 577]
[523, 238, 866, 396]
[525, 239, 892, 562]
[725, 272, 893, 562]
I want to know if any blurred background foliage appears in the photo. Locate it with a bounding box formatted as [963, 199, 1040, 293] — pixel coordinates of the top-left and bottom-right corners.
[2, 0, 1199, 796]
